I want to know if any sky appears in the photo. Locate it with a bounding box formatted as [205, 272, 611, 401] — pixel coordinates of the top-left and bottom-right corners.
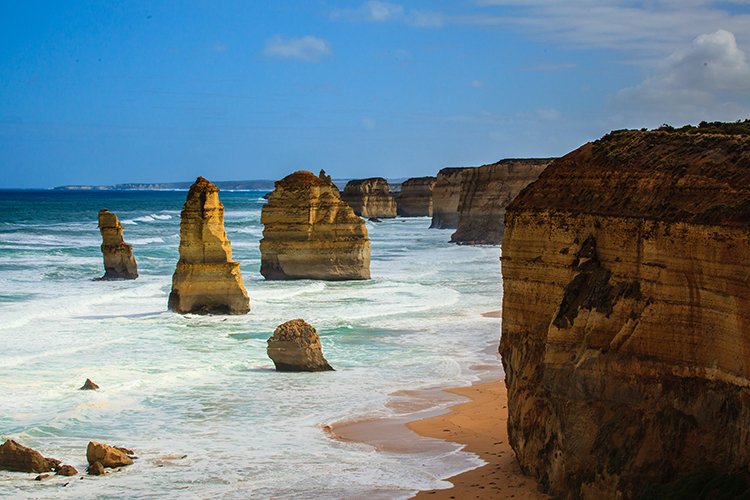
[1, 1, 749, 188]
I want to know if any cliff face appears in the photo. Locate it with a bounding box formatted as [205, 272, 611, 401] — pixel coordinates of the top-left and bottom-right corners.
[168, 177, 250, 314]
[340, 177, 397, 218]
[260, 170, 371, 280]
[430, 168, 471, 229]
[97, 209, 138, 280]
[450, 159, 552, 245]
[397, 176, 435, 217]
[500, 129, 750, 498]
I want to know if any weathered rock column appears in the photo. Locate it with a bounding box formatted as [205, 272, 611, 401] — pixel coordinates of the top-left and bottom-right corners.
[340, 177, 397, 218]
[397, 176, 436, 217]
[97, 209, 138, 280]
[430, 167, 471, 229]
[168, 176, 250, 314]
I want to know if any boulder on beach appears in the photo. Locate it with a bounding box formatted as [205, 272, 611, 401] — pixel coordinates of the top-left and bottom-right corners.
[168, 176, 250, 314]
[267, 319, 334, 372]
[80, 378, 99, 390]
[97, 209, 138, 280]
[86, 441, 134, 469]
[0, 439, 61, 473]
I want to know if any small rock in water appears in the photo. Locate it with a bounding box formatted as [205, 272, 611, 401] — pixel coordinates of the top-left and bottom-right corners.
[368, 217, 382, 222]
[34, 474, 50, 481]
[79, 378, 99, 390]
[0, 439, 61, 473]
[56, 464, 78, 476]
[86, 442, 134, 469]
[267, 319, 334, 372]
[87, 462, 105, 476]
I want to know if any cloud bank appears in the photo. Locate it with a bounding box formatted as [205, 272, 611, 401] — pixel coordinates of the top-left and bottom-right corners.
[263, 35, 331, 62]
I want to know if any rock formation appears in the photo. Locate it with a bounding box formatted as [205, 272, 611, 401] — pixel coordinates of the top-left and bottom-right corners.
[56, 464, 78, 476]
[80, 378, 99, 390]
[430, 167, 471, 229]
[340, 177, 397, 218]
[0, 440, 60, 473]
[397, 176, 436, 217]
[97, 209, 138, 280]
[260, 170, 371, 280]
[450, 158, 552, 245]
[267, 319, 334, 372]
[168, 177, 250, 314]
[86, 442, 134, 470]
[500, 127, 750, 499]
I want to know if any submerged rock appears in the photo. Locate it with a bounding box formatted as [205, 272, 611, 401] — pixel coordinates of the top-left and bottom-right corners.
[267, 319, 334, 372]
[340, 178, 397, 218]
[430, 167, 471, 229]
[501, 127, 750, 499]
[34, 473, 51, 481]
[168, 177, 250, 314]
[397, 176, 436, 217]
[0, 440, 61, 473]
[86, 442, 134, 469]
[97, 209, 138, 280]
[260, 170, 370, 280]
[79, 378, 99, 390]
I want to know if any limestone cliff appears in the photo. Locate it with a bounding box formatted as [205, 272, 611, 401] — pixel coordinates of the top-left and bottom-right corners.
[260, 170, 370, 280]
[168, 177, 250, 314]
[430, 167, 471, 229]
[450, 158, 552, 245]
[97, 209, 138, 280]
[397, 176, 436, 217]
[340, 177, 397, 218]
[500, 128, 750, 499]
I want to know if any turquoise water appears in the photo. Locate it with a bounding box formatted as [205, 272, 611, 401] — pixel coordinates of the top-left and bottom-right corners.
[0, 189, 504, 499]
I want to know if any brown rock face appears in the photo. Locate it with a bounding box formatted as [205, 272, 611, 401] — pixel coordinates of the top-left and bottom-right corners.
[87, 462, 105, 476]
[430, 167, 471, 229]
[168, 177, 250, 314]
[80, 378, 99, 390]
[86, 442, 134, 469]
[397, 176, 436, 217]
[260, 170, 371, 280]
[267, 319, 334, 372]
[0, 440, 61, 473]
[341, 177, 397, 218]
[97, 209, 138, 280]
[450, 158, 552, 245]
[500, 129, 750, 499]
[56, 464, 78, 476]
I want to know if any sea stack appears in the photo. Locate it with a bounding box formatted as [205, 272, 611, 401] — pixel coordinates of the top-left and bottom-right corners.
[500, 125, 750, 498]
[97, 209, 138, 280]
[267, 319, 334, 372]
[168, 176, 250, 314]
[260, 170, 370, 280]
[396, 176, 436, 217]
[340, 177, 397, 218]
[429, 167, 471, 229]
[450, 158, 552, 245]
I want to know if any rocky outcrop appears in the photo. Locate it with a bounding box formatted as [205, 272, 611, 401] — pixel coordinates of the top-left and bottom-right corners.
[450, 158, 552, 244]
[80, 378, 99, 390]
[260, 170, 370, 280]
[430, 167, 471, 229]
[341, 178, 397, 218]
[397, 176, 436, 217]
[168, 177, 250, 314]
[500, 128, 750, 499]
[267, 319, 334, 372]
[0, 440, 60, 473]
[86, 442, 134, 469]
[97, 209, 138, 280]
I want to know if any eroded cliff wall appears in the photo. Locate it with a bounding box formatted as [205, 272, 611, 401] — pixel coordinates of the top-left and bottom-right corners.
[430, 167, 470, 229]
[340, 177, 397, 218]
[397, 176, 436, 217]
[500, 129, 750, 499]
[450, 158, 552, 245]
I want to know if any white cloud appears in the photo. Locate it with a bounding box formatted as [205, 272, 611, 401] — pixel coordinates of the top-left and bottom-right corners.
[262, 36, 331, 62]
[365, 1, 404, 21]
[331, 2, 443, 27]
[471, 80, 484, 88]
[617, 30, 750, 120]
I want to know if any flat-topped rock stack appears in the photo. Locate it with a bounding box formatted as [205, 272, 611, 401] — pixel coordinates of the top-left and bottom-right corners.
[430, 167, 471, 229]
[397, 176, 436, 217]
[97, 209, 138, 280]
[450, 158, 553, 245]
[260, 170, 371, 280]
[168, 176, 250, 314]
[500, 126, 750, 498]
[340, 177, 397, 218]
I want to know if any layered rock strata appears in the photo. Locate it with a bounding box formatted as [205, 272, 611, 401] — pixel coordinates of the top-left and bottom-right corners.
[430, 167, 471, 229]
[500, 128, 750, 499]
[397, 176, 436, 217]
[260, 170, 370, 280]
[267, 319, 334, 372]
[340, 177, 397, 218]
[97, 209, 138, 280]
[168, 177, 250, 314]
[450, 158, 552, 244]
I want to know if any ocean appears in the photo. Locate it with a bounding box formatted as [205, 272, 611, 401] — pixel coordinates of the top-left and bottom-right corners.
[0, 189, 504, 499]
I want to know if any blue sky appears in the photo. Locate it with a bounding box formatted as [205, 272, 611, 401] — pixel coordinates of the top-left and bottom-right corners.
[1, 1, 749, 188]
